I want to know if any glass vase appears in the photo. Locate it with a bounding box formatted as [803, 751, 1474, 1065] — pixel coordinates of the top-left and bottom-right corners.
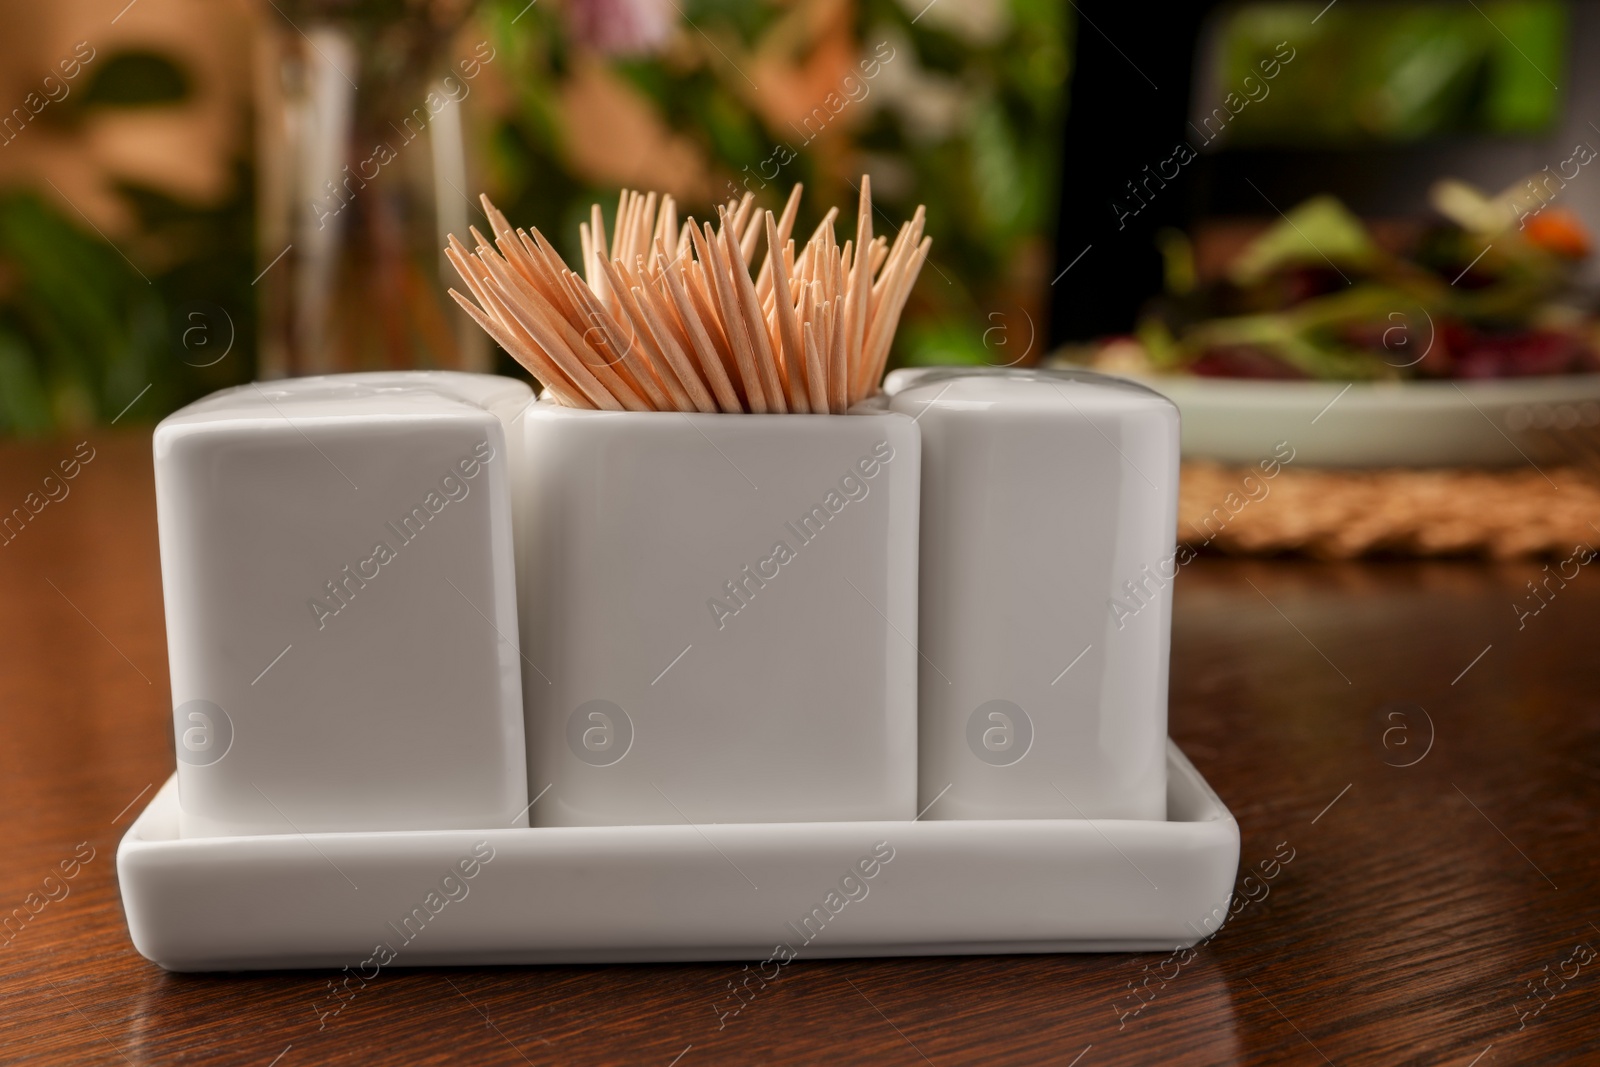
[254, 1, 489, 377]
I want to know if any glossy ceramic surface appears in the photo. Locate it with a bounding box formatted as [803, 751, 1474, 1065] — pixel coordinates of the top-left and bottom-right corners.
[153, 372, 532, 836]
[886, 367, 1179, 820]
[515, 403, 921, 826]
[117, 742, 1238, 971]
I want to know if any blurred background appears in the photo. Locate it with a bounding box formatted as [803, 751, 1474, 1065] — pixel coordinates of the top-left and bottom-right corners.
[0, 0, 1067, 434]
[5, 0, 1600, 559]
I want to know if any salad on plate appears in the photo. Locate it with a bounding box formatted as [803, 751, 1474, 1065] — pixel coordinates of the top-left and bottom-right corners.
[1094, 178, 1600, 381]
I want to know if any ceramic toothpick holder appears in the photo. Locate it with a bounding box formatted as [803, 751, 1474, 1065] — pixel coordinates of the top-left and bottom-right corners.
[153, 371, 532, 836]
[514, 402, 921, 826]
[885, 367, 1180, 821]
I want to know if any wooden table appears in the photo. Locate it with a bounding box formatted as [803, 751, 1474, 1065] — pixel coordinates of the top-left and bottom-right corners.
[3, 433, 1597, 1066]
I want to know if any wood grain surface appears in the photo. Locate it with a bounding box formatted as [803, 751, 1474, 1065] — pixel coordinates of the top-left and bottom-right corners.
[1, 433, 1597, 1066]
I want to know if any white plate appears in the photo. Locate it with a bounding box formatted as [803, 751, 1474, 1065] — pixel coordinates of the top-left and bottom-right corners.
[1125, 374, 1600, 468]
[116, 742, 1239, 972]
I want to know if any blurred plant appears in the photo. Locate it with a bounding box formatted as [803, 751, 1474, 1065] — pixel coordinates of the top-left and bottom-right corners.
[0, 39, 254, 435]
[0, 0, 1071, 432]
[477, 0, 1069, 373]
[566, 0, 674, 54]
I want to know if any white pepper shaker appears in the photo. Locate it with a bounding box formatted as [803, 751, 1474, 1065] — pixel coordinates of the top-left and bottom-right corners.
[886, 367, 1179, 820]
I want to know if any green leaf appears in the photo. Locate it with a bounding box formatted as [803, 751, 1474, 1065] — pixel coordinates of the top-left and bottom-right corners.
[0, 330, 53, 435]
[1229, 196, 1380, 284]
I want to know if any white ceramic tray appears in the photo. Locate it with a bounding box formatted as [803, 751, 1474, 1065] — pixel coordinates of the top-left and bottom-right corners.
[117, 742, 1238, 972]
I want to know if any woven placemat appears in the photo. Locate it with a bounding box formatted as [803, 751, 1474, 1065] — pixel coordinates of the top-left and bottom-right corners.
[1178, 462, 1600, 558]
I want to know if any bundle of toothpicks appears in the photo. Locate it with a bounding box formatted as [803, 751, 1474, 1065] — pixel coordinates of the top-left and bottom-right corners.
[446, 177, 929, 413]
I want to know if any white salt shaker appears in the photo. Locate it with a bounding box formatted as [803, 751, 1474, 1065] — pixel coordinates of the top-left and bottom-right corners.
[153, 371, 532, 836]
[515, 402, 921, 826]
[885, 368, 1179, 820]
